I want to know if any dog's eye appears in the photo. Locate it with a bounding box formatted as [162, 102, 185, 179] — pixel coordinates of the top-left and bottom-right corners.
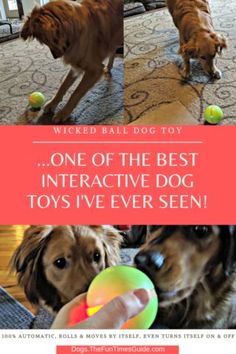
[54, 258, 67, 269]
[193, 226, 210, 237]
[200, 56, 207, 60]
[93, 251, 101, 263]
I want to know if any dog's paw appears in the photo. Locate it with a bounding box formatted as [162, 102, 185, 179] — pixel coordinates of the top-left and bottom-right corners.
[103, 66, 112, 78]
[52, 112, 69, 124]
[212, 70, 222, 80]
[52, 113, 64, 124]
[43, 100, 57, 114]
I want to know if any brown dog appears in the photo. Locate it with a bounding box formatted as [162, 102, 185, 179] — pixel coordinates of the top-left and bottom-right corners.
[21, 0, 123, 122]
[166, 0, 227, 79]
[11, 225, 122, 313]
[134, 226, 236, 328]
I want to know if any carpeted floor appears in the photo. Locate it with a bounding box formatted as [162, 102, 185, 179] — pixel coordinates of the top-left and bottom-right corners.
[0, 39, 124, 125]
[0, 287, 55, 329]
[124, 0, 236, 125]
[0, 287, 34, 329]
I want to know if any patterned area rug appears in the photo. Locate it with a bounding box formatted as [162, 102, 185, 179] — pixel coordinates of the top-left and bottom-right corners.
[0, 39, 123, 125]
[124, 0, 236, 125]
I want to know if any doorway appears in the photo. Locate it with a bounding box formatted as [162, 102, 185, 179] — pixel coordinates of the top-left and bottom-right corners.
[2, 0, 19, 18]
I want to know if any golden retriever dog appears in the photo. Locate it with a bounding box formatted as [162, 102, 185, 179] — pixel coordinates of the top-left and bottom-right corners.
[134, 226, 236, 328]
[11, 225, 122, 313]
[166, 0, 227, 79]
[21, 0, 123, 122]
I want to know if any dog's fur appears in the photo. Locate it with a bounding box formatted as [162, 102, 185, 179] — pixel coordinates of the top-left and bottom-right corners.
[11, 225, 122, 313]
[21, 0, 123, 122]
[134, 226, 236, 328]
[166, 0, 227, 79]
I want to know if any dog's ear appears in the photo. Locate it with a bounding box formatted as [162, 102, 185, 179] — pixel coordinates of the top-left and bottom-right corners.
[121, 225, 147, 247]
[99, 226, 122, 266]
[179, 40, 198, 58]
[220, 226, 236, 276]
[213, 34, 228, 54]
[11, 225, 53, 273]
[21, 16, 31, 40]
[10, 225, 62, 311]
[21, 5, 41, 40]
[21, 5, 67, 59]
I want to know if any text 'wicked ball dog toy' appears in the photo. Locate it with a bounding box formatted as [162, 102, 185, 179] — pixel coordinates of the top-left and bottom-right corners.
[204, 105, 223, 124]
[28, 92, 45, 109]
[69, 266, 158, 329]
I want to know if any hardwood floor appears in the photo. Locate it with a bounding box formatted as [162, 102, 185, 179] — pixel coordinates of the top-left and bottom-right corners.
[0, 225, 36, 314]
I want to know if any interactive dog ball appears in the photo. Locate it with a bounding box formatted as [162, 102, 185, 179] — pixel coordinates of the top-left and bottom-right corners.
[204, 105, 223, 124]
[28, 92, 45, 109]
[86, 265, 158, 329]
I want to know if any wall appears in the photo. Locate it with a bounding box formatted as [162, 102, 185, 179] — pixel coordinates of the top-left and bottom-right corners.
[0, 0, 7, 19]
[21, 0, 41, 16]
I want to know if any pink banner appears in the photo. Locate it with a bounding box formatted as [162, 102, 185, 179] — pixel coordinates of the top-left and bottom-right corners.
[56, 346, 179, 354]
[0, 125, 235, 224]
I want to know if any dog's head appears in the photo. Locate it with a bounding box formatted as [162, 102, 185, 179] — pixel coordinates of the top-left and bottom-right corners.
[11, 225, 122, 312]
[21, 1, 74, 59]
[180, 32, 227, 76]
[134, 226, 236, 308]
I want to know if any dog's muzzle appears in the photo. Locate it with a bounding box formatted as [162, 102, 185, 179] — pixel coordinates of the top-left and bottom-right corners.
[134, 250, 165, 274]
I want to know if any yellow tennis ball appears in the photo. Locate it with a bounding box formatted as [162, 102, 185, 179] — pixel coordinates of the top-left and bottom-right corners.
[28, 92, 45, 109]
[204, 105, 223, 124]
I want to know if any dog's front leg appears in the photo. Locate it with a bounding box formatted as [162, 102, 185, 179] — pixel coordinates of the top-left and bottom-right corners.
[104, 51, 116, 76]
[53, 65, 104, 123]
[211, 66, 222, 80]
[44, 69, 78, 114]
[180, 54, 191, 79]
[200, 59, 222, 80]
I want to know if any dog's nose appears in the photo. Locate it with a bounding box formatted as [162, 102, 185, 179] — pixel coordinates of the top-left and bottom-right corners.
[134, 250, 165, 271]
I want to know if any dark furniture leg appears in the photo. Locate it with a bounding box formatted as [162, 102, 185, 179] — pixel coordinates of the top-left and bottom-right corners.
[16, 0, 24, 19]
